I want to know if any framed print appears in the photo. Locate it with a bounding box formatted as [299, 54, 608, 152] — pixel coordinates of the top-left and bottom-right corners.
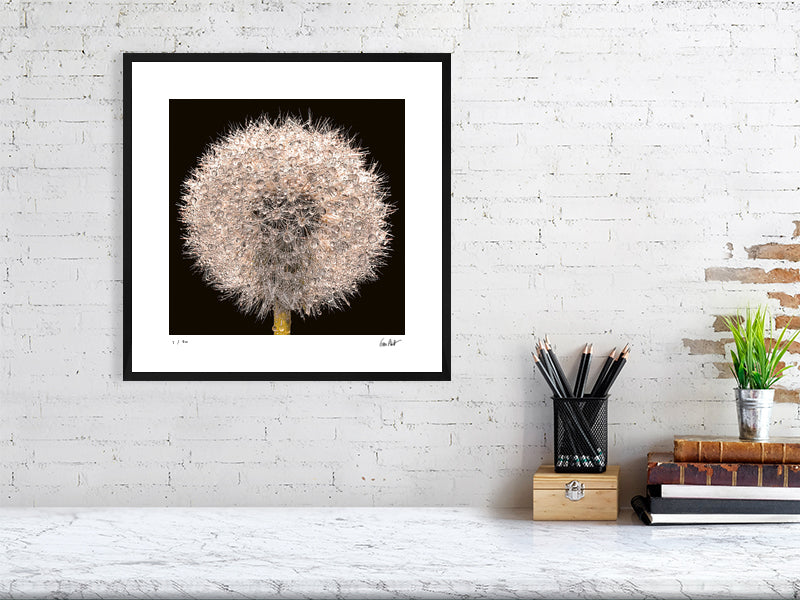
[123, 53, 450, 381]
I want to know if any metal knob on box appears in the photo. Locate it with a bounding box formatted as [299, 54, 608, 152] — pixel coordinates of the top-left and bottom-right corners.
[565, 480, 585, 501]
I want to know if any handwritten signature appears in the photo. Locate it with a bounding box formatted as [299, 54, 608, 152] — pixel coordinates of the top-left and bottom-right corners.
[379, 338, 403, 347]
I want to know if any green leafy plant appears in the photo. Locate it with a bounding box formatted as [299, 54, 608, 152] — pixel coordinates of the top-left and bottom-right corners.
[724, 306, 800, 389]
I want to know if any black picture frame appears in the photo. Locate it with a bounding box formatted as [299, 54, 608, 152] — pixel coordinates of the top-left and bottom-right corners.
[123, 52, 450, 381]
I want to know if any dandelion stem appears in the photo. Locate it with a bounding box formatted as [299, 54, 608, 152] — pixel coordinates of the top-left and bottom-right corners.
[272, 307, 291, 335]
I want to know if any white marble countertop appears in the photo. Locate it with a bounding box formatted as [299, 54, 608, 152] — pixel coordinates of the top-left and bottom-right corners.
[0, 507, 798, 599]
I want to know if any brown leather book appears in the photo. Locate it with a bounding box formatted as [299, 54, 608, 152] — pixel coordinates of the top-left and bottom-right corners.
[647, 452, 800, 487]
[674, 435, 800, 464]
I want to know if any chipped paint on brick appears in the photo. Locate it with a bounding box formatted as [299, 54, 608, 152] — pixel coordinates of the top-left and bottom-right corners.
[746, 243, 800, 262]
[715, 361, 796, 380]
[775, 316, 800, 330]
[705, 267, 800, 284]
[682, 338, 730, 355]
[766, 339, 800, 355]
[769, 292, 800, 309]
[704, 219, 799, 404]
[713, 315, 741, 332]
[714, 362, 735, 379]
[775, 388, 800, 403]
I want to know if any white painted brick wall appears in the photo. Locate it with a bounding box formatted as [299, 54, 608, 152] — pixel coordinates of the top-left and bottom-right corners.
[2, 0, 800, 507]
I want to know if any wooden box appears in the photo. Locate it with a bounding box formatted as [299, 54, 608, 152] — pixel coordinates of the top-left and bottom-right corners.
[533, 465, 619, 521]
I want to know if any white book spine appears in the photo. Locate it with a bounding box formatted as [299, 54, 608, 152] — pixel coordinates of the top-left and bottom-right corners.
[658, 484, 800, 501]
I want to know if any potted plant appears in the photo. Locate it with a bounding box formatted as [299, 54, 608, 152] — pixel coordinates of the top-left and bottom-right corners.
[724, 306, 800, 441]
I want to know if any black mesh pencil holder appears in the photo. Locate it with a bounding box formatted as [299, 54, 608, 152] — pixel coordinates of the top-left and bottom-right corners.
[553, 396, 608, 473]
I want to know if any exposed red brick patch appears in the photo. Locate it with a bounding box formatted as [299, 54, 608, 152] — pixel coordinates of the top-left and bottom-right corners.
[775, 388, 800, 404]
[794, 221, 800, 239]
[769, 292, 800, 308]
[714, 362, 734, 379]
[775, 315, 800, 330]
[746, 243, 800, 262]
[713, 315, 742, 332]
[683, 338, 729, 355]
[713, 360, 793, 379]
[715, 314, 799, 331]
[705, 267, 800, 284]
[766, 339, 800, 354]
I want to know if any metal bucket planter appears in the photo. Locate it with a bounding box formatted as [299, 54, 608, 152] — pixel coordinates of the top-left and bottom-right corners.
[735, 388, 775, 441]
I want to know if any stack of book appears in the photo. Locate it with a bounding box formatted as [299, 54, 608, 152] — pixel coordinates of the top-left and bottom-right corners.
[632, 435, 800, 525]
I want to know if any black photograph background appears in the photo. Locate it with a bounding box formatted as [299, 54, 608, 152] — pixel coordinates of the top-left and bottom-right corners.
[169, 99, 405, 336]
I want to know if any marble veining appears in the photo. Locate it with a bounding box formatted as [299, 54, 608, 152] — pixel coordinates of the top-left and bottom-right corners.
[1, 507, 799, 599]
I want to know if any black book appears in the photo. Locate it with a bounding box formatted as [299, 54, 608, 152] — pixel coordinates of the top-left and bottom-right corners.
[647, 493, 800, 514]
[631, 495, 800, 525]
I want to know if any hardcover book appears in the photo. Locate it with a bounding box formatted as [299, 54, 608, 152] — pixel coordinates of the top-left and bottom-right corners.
[645, 490, 800, 514]
[631, 495, 800, 525]
[649, 484, 800, 501]
[674, 435, 800, 464]
[647, 452, 800, 487]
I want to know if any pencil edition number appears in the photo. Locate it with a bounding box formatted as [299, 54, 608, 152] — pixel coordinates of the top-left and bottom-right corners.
[171, 339, 189, 345]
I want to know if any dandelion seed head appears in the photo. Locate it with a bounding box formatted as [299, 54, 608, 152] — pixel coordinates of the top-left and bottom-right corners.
[179, 115, 392, 321]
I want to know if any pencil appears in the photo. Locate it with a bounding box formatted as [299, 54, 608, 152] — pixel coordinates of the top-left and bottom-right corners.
[532, 351, 561, 398]
[589, 347, 616, 398]
[539, 341, 568, 398]
[598, 346, 629, 397]
[573, 343, 591, 398]
[558, 411, 592, 467]
[598, 344, 629, 394]
[541, 340, 589, 462]
[536, 341, 550, 375]
[561, 399, 604, 465]
[557, 402, 590, 466]
[572, 343, 586, 397]
[544, 335, 572, 397]
[535, 349, 581, 465]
